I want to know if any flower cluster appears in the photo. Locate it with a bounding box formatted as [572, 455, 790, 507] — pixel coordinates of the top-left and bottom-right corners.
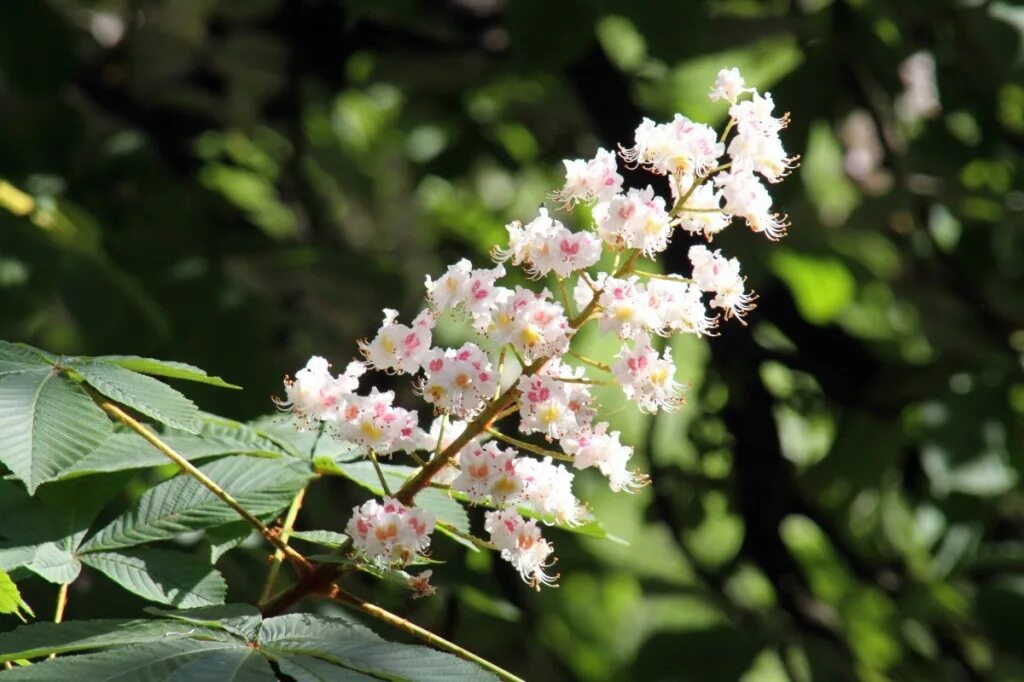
[345, 497, 435, 565]
[279, 67, 795, 590]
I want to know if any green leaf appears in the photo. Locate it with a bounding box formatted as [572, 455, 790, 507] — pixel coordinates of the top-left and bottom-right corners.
[0, 618, 226, 661]
[0, 640, 248, 679]
[64, 417, 292, 478]
[273, 653, 378, 681]
[146, 604, 263, 642]
[289, 530, 350, 549]
[68, 359, 199, 434]
[259, 613, 497, 681]
[26, 543, 81, 585]
[81, 548, 228, 608]
[81, 455, 311, 553]
[205, 522, 254, 563]
[96, 355, 241, 389]
[0, 369, 112, 492]
[0, 341, 52, 377]
[162, 417, 292, 461]
[0, 475, 129, 578]
[0, 569, 33, 622]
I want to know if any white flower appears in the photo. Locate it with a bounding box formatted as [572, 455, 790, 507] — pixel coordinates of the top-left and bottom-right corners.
[516, 362, 593, 441]
[561, 422, 644, 492]
[709, 67, 751, 105]
[597, 275, 662, 340]
[414, 416, 470, 485]
[594, 186, 672, 256]
[278, 356, 365, 424]
[674, 182, 731, 240]
[451, 441, 523, 505]
[555, 148, 623, 206]
[494, 208, 600, 279]
[347, 497, 435, 565]
[688, 244, 757, 321]
[425, 260, 507, 330]
[646, 279, 718, 336]
[714, 168, 788, 241]
[334, 388, 421, 455]
[620, 115, 724, 177]
[359, 309, 434, 374]
[730, 92, 789, 139]
[611, 334, 685, 413]
[424, 259, 472, 311]
[485, 509, 557, 588]
[419, 343, 498, 419]
[487, 287, 570, 362]
[516, 456, 583, 526]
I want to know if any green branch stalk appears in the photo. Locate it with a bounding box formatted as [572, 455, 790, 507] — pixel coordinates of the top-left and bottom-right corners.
[97, 400, 311, 573]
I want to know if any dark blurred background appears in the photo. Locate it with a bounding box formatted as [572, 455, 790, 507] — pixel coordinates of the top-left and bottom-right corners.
[2, 0, 1024, 680]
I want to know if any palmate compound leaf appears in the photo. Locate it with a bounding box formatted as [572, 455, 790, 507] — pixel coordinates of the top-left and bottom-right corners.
[68, 359, 200, 434]
[0, 607, 500, 680]
[95, 355, 241, 389]
[80, 548, 228, 608]
[81, 455, 312, 553]
[0, 368, 112, 493]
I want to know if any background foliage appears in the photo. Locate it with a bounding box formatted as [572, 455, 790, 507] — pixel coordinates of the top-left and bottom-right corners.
[2, 0, 1024, 679]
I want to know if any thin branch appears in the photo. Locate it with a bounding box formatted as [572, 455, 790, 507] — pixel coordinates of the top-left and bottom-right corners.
[98, 400, 311, 573]
[486, 427, 574, 462]
[258, 487, 308, 607]
[566, 349, 611, 372]
[369, 451, 393, 496]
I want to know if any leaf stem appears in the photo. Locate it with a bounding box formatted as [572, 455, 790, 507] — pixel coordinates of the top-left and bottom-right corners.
[486, 428, 573, 462]
[632, 269, 696, 284]
[332, 587, 525, 682]
[369, 451, 393, 497]
[258, 487, 308, 607]
[566, 349, 611, 372]
[53, 583, 68, 624]
[48, 582, 70, 659]
[98, 400, 311, 573]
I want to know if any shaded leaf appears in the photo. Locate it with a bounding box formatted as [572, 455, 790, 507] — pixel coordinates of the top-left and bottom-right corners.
[146, 604, 263, 642]
[82, 548, 227, 608]
[0, 639, 245, 679]
[205, 522, 253, 563]
[289, 530, 350, 549]
[82, 455, 311, 552]
[0, 618, 227, 661]
[26, 543, 81, 585]
[259, 613, 497, 681]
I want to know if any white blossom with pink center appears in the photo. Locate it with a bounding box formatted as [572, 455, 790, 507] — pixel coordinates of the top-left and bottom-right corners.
[419, 343, 497, 419]
[359, 309, 433, 375]
[484, 509, 557, 589]
[346, 497, 435, 565]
